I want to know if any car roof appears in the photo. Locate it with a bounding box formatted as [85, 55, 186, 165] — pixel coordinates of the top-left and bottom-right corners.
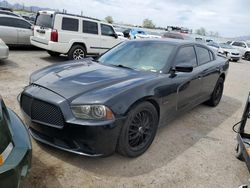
[0, 14, 31, 22]
[128, 38, 200, 46]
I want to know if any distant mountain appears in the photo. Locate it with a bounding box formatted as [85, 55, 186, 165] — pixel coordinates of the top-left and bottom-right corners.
[235, 36, 250, 41]
[0, 0, 58, 12]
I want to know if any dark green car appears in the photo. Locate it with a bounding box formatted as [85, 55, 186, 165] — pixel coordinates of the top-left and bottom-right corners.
[0, 96, 32, 188]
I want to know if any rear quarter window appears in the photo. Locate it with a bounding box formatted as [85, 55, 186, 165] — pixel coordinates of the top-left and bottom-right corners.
[62, 17, 79, 32]
[196, 46, 211, 65]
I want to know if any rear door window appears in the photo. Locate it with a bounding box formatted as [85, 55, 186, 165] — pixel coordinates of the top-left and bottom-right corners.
[175, 46, 197, 67]
[101, 24, 115, 36]
[62, 17, 79, 31]
[35, 13, 53, 28]
[196, 46, 211, 65]
[83, 20, 98, 35]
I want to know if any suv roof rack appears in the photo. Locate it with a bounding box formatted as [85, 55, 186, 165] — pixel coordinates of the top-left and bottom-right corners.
[55, 12, 100, 22]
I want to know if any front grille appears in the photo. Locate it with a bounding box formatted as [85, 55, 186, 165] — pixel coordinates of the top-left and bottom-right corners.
[21, 94, 64, 128]
[232, 53, 239, 55]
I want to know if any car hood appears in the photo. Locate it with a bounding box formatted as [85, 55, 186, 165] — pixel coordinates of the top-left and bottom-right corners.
[221, 48, 240, 53]
[32, 60, 158, 100]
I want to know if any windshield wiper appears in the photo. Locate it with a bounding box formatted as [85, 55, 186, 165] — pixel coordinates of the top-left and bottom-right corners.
[114, 64, 134, 70]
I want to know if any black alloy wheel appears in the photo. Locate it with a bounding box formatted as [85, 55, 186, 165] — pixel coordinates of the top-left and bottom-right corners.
[117, 102, 158, 157]
[206, 77, 224, 107]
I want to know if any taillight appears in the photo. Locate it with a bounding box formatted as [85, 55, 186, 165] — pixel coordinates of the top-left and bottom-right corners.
[51, 29, 58, 42]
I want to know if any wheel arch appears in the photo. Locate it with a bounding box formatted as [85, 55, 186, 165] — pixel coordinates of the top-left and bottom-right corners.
[68, 42, 87, 53]
[124, 96, 160, 119]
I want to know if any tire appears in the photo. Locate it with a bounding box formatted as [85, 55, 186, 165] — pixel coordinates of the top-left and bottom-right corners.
[47, 51, 60, 57]
[117, 102, 159, 157]
[205, 77, 224, 107]
[235, 143, 244, 161]
[68, 45, 86, 60]
[245, 52, 250, 61]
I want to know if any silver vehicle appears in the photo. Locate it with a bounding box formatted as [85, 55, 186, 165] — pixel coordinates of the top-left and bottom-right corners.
[0, 38, 9, 59]
[0, 10, 20, 17]
[230, 41, 250, 61]
[207, 41, 241, 62]
[0, 15, 33, 45]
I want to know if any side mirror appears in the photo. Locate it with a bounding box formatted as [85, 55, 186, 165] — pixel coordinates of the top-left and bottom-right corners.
[113, 33, 118, 39]
[172, 64, 193, 73]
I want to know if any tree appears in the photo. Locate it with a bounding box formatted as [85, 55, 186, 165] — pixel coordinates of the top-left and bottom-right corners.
[142, 19, 155, 29]
[195, 27, 206, 36]
[105, 16, 114, 24]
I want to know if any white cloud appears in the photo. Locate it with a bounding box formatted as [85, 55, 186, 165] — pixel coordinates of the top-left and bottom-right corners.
[5, 0, 250, 37]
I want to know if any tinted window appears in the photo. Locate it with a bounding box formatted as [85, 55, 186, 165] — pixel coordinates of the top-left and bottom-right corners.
[196, 46, 211, 65]
[62, 17, 79, 31]
[35, 13, 53, 28]
[101, 24, 115, 36]
[0, 17, 31, 29]
[175, 46, 197, 66]
[83, 20, 98, 34]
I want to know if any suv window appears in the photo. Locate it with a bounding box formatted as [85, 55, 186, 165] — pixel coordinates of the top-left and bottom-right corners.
[232, 41, 246, 47]
[196, 46, 211, 65]
[0, 17, 31, 29]
[175, 46, 197, 67]
[101, 24, 115, 36]
[62, 17, 79, 31]
[83, 20, 98, 35]
[35, 13, 53, 28]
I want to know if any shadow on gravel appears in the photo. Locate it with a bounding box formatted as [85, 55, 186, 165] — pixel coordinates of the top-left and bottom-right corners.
[9, 46, 42, 51]
[21, 156, 63, 188]
[34, 95, 242, 178]
[40, 55, 68, 64]
[0, 59, 19, 71]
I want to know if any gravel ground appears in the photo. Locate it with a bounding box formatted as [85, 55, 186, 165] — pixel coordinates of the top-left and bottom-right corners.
[0, 49, 250, 188]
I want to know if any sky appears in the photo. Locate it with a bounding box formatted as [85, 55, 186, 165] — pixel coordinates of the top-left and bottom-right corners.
[6, 0, 250, 37]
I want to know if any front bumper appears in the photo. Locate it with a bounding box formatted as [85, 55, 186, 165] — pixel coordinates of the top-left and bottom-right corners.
[0, 45, 9, 60]
[0, 110, 32, 188]
[20, 85, 125, 157]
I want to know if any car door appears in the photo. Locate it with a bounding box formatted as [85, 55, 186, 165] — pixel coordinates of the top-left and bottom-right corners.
[0, 17, 18, 44]
[195, 45, 220, 99]
[173, 45, 203, 111]
[100, 24, 120, 54]
[16, 18, 32, 45]
[82, 20, 101, 54]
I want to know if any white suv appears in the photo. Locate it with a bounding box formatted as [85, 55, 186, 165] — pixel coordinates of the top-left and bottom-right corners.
[231, 41, 250, 61]
[31, 11, 125, 60]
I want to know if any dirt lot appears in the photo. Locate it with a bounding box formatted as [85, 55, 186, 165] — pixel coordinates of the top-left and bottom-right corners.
[0, 49, 250, 188]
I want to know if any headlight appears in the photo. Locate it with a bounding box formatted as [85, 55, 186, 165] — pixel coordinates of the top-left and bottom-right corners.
[71, 105, 114, 120]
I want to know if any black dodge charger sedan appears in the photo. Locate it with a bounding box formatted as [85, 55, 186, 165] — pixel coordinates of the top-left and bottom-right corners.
[20, 39, 229, 157]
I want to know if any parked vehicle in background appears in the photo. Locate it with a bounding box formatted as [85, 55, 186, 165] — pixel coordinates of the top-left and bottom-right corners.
[162, 32, 193, 41]
[207, 41, 241, 62]
[0, 15, 33, 46]
[21, 14, 36, 24]
[146, 31, 161, 39]
[0, 96, 32, 188]
[31, 11, 125, 60]
[20, 39, 229, 158]
[123, 28, 148, 39]
[230, 41, 250, 61]
[0, 10, 20, 17]
[0, 39, 9, 60]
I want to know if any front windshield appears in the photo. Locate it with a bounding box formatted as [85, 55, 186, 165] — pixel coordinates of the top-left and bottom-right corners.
[219, 43, 234, 49]
[98, 41, 175, 72]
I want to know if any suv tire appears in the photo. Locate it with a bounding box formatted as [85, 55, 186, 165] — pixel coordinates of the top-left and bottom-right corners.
[68, 45, 86, 60]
